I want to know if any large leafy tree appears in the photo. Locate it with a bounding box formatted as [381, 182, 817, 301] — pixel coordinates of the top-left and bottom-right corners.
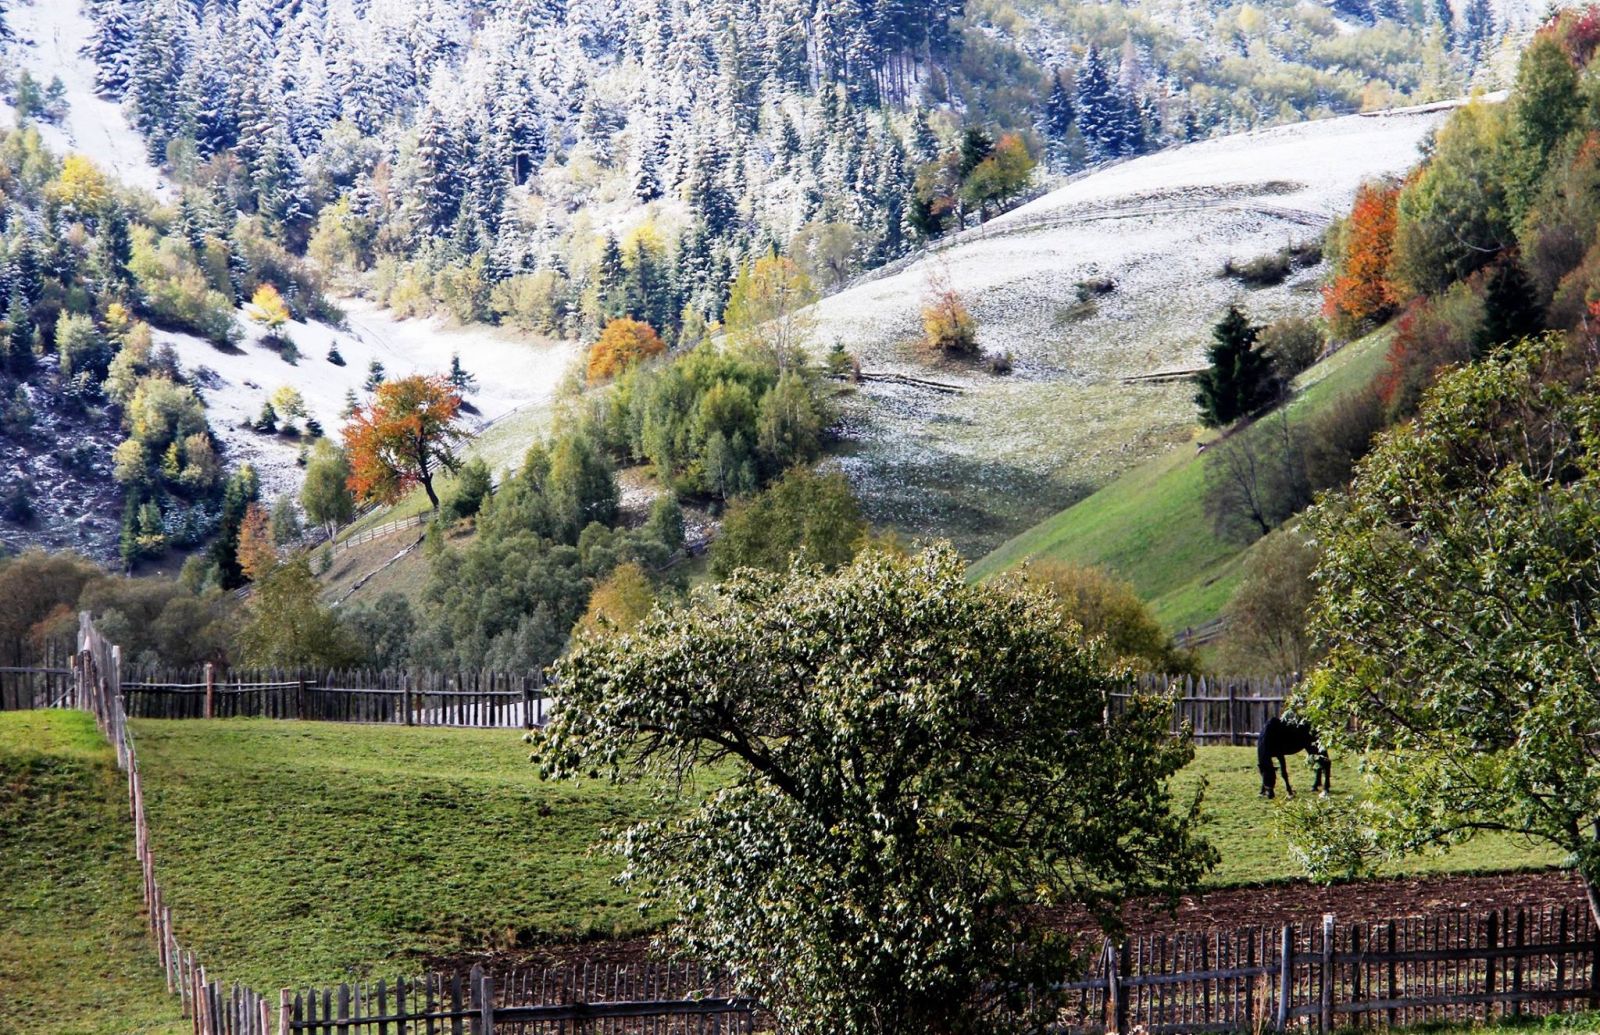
[343, 374, 468, 509]
[1297, 335, 1600, 922]
[537, 545, 1216, 1034]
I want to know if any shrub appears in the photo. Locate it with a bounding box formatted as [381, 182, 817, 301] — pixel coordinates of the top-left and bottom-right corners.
[710, 467, 865, 578]
[1219, 526, 1320, 673]
[921, 274, 978, 356]
[1377, 281, 1485, 418]
[1021, 561, 1195, 674]
[1258, 316, 1324, 380]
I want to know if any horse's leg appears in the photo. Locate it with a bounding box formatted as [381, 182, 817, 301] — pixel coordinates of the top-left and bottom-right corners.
[1259, 757, 1275, 798]
[1279, 755, 1294, 798]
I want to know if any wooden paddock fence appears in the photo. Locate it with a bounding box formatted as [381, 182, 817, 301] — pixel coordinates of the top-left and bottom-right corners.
[119, 665, 549, 729]
[4, 662, 1298, 740]
[1118, 673, 1292, 745]
[1053, 902, 1600, 1034]
[286, 962, 754, 1034]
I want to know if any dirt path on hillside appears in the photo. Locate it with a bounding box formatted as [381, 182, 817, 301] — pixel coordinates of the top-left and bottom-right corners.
[426, 868, 1587, 973]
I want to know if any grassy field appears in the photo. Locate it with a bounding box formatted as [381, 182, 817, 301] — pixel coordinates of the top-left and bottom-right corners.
[117, 718, 1560, 994]
[0, 711, 186, 1035]
[971, 326, 1394, 631]
[130, 719, 689, 991]
[1179, 747, 1559, 887]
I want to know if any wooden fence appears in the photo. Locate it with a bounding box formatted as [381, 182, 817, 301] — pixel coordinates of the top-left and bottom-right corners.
[1055, 902, 1600, 1034]
[119, 665, 548, 728]
[0, 664, 74, 710]
[68, 613, 756, 1034]
[74, 611, 281, 1034]
[99, 666, 1293, 739]
[1117, 673, 1293, 744]
[286, 962, 754, 1033]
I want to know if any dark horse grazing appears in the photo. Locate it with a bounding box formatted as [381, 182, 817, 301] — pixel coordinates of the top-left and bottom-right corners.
[1257, 715, 1330, 799]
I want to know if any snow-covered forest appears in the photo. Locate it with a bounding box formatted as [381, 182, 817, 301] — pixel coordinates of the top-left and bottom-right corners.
[65, 0, 1532, 341]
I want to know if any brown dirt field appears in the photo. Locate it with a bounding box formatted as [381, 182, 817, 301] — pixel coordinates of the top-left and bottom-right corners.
[429, 868, 1586, 974]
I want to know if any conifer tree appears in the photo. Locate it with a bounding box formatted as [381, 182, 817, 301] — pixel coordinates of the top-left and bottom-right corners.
[1195, 305, 1280, 428]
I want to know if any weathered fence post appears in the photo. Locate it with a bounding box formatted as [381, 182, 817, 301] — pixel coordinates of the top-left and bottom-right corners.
[522, 677, 533, 731]
[1106, 939, 1127, 1034]
[296, 678, 307, 722]
[1486, 910, 1499, 1017]
[203, 663, 215, 719]
[279, 989, 291, 1035]
[403, 674, 413, 727]
[1320, 914, 1334, 1033]
[473, 964, 495, 1035]
[1227, 682, 1238, 746]
[1513, 906, 1526, 1018]
[1278, 924, 1293, 1032]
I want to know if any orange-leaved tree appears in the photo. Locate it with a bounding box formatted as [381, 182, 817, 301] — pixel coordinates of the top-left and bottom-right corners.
[236, 501, 278, 581]
[587, 317, 666, 382]
[1323, 180, 1401, 337]
[343, 374, 468, 510]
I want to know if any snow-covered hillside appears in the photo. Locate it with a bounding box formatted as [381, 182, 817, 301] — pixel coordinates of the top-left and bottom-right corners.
[814, 102, 1459, 554]
[157, 303, 577, 503]
[0, 0, 165, 197]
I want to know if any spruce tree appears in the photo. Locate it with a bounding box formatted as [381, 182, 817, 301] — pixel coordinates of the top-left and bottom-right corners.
[1195, 305, 1280, 428]
[1475, 262, 1542, 353]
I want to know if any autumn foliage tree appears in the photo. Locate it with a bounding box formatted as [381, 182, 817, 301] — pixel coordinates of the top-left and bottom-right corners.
[248, 283, 292, 336]
[236, 501, 278, 581]
[1323, 181, 1401, 337]
[343, 374, 468, 510]
[587, 317, 665, 382]
[921, 270, 978, 357]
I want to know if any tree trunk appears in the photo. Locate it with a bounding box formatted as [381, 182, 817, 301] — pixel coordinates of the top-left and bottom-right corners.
[420, 474, 440, 510]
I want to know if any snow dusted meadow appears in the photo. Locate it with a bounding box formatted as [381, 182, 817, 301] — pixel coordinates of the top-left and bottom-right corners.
[814, 103, 1459, 554]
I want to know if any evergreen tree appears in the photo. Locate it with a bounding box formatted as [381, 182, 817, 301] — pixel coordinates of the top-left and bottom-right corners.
[1045, 68, 1074, 139]
[1074, 46, 1121, 163]
[1475, 262, 1542, 352]
[414, 106, 462, 233]
[82, 0, 135, 97]
[596, 234, 626, 322]
[1195, 305, 1280, 428]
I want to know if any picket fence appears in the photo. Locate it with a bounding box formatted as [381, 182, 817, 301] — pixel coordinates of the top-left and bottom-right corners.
[67, 613, 755, 1034]
[120, 664, 548, 728]
[34, 617, 1600, 1033]
[1055, 902, 1600, 1034]
[102, 666, 1293, 739]
[1118, 673, 1292, 744]
[284, 962, 753, 1034]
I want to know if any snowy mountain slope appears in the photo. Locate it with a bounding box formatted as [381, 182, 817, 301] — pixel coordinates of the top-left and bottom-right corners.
[0, 0, 165, 197]
[813, 102, 1459, 555]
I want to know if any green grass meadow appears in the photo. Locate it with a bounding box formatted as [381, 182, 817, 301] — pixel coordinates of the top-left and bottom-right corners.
[972, 327, 1394, 631]
[1, 714, 1560, 1021]
[126, 721, 1558, 992]
[0, 711, 187, 1034]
